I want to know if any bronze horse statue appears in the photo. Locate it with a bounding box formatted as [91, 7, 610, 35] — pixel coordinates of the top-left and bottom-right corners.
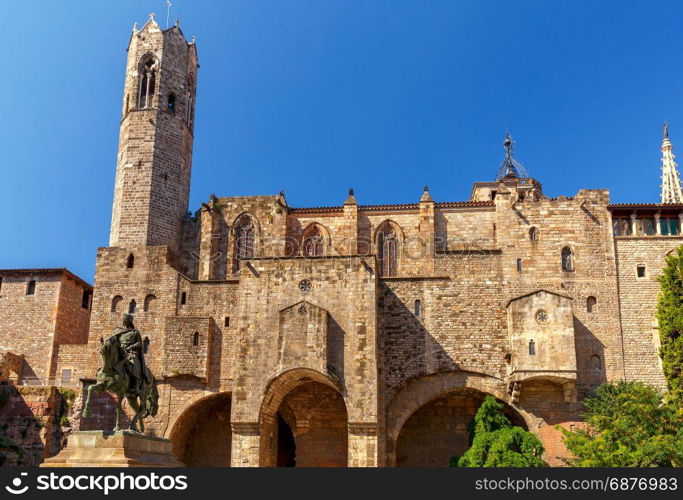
[82, 316, 159, 432]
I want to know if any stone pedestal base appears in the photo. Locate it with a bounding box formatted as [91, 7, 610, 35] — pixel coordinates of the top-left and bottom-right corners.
[42, 431, 182, 467]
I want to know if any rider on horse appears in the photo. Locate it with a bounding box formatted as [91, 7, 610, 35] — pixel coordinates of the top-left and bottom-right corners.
[109, 314, 150, 395]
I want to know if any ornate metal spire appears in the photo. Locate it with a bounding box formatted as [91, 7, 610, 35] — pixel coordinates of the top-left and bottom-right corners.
[496, 132, 529, 181]
[660, 124, 683, 204]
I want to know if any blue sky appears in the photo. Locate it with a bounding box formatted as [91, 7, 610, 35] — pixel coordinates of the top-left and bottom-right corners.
[1, 0, 682, 282]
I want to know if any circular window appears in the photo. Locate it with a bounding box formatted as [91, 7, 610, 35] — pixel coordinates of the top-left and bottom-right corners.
[298, 279, 312, 293]
[297, 304, 308, 316]
[535, 309, 549, 325]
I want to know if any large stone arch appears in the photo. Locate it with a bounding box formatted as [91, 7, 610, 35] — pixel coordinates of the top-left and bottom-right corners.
[167, 391, 232, 466]
[385, 370, 534, 467]
[258, 368, 347, 467]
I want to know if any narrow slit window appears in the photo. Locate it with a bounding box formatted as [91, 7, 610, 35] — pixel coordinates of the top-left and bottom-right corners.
[516, 258, 522, 272]
[180, 292, 187, 305]
[414, 300, 421, 317]
[81, 289, 92, 310]
[224, 317, 230, 327]
[26, 280, 36, 295]
[192, 331, 199, 346]
[167, 93, 176, 113]
[637, 265, 646, 278]
[126, 254, 135, 269]
[128, 299, 136, 314]
[529, 340, 536, 355]
[587, 296, 597, 313]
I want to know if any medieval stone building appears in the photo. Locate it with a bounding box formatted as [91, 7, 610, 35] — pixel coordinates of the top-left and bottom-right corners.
[1, 17, 680, 467]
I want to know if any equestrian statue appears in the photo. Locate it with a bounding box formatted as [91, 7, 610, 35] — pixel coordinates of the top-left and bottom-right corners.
[82, 314, 159, 432]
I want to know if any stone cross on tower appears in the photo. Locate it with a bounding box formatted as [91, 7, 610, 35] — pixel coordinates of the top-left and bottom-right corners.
[660, 124, 683, 203]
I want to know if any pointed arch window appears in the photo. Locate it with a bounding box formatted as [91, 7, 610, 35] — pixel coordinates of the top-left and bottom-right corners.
[302, 226, 324, 257]
[561, 247, 574, 272]
[126, 253, 135, 269]
[138, 57, 157, 109]
[232, 215, 256, 273]
[377, 222, 399, 277]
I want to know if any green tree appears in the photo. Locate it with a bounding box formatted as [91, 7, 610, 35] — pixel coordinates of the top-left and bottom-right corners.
[560, 381, 683, 467]
[452, 395, 544, 467]
[657, 245, 683, 405]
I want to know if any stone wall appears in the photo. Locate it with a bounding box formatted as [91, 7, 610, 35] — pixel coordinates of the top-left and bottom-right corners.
[0, 385, 68, 467]
[614, 237, 677, 388]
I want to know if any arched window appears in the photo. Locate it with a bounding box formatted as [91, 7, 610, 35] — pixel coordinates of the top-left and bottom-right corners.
[561, 247, 574, 272]
[167, 93, 176, 114]
[180, 292, 187, 305]
[529, 339, 536, 355]
[128, 299, 137, 314]
[26, 280, 36, 295]
[192, 331, 200, 346]
[529, 227, 539, 242]
[377, 222, 399, 277]
[126, 253, 135, 269]
[587, 296, 597, 313]
[591, 354, 602, 371]
[144, 294, 156, 312]
[138, 57, 157, 108]
[516, 258, 522, 272]
[232, 215, 256, 273]
[111, 295, 123, 313]
[414, 299, 421, 316]
[302, 225, 324, 257]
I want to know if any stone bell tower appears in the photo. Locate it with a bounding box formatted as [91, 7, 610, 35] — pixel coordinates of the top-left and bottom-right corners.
[109, 15, 198, 252]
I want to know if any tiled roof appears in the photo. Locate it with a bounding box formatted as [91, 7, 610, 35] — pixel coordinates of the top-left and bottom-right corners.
[608, 203, 683, 209]
[0, 268, 92, 288]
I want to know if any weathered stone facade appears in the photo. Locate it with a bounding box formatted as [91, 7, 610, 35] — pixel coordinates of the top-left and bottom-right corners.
[0, 17, 676, 467]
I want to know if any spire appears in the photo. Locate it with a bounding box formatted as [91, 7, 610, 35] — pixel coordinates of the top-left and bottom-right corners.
[661, 124, 683, 204]
[496, 132, 529, 181]
[420, 185, 433, 202]
[344, 188, 357, 205]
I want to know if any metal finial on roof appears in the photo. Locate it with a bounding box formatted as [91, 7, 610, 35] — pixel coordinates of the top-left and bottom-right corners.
[496, 132, 529, 181]
[664, 122, 670, 139]
[349, 188, 354, 196]
[424, 185, 429, 192]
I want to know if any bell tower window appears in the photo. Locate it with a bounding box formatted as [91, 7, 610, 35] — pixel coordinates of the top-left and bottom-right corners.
[138, 57, 157, 109]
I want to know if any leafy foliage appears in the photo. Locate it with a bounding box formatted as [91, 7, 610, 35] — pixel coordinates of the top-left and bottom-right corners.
[453, 395, 544, 467]
[656, 246, 683, 405]
[560, 382, 683, 467]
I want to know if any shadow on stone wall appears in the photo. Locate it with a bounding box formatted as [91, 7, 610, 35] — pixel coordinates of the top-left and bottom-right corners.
[0, 384, 69, 466]
[572, 316, 607, 397]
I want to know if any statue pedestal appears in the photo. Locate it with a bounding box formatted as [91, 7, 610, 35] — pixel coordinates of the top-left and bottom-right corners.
[42, 431, 182, 467]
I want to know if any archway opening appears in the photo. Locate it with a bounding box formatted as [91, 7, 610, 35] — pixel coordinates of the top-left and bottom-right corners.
[395, 388, 526, 467]
[276, 414, 296, 467]
[261, 375, 348, 467]
[169, 392, 232, 467]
